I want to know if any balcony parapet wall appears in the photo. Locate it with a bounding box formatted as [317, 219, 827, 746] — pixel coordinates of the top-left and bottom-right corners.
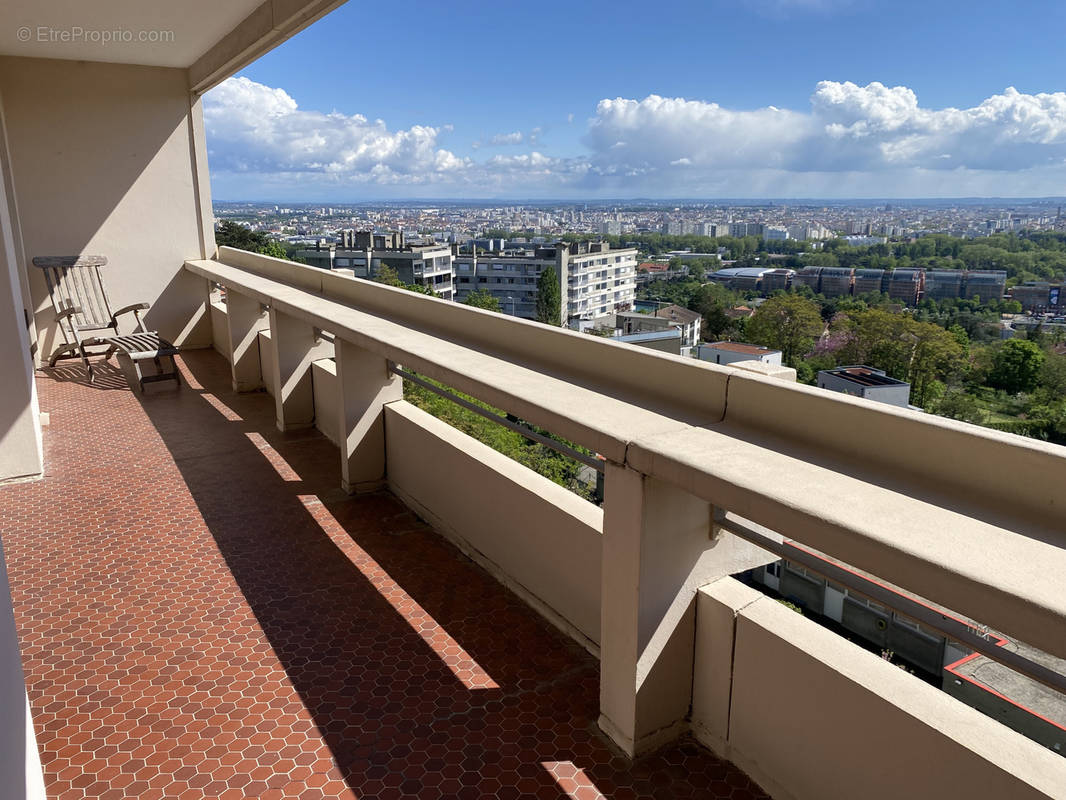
[186, 248, 1066, 761]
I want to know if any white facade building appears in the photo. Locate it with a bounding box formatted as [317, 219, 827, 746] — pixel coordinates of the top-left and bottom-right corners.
[454, 241, 638, 325]
[695, 342, 783, 366]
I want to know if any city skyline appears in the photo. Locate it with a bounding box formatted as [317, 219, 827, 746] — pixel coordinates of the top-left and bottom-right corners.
[204, 0, 1066, 201]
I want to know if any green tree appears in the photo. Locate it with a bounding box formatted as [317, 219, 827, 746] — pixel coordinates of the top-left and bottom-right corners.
[1038, 352, 1066, 396]
[691, 283, 738, 341]
[746, 294, 823, 365]
[375, 265, 403, 286]
[463, 288, 502, 313]
[536, 266, 561, 326]
[215, 220, 287, 258]
[989, 339, 1046, 394]
[374, 265, 434, 295]
[907, 321, 965, 406]
[258, 240, 287, 259]
[928, 388, 986, 425]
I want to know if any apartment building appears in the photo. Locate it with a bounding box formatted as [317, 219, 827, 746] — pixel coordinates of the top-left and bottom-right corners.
[792, 266, 822, 292]
[854, 268, 887, 295]
[3, 3, 1066, 798]
[888, 269, 924, 305]
[1010, 282, 1065, 312]
[454, 240, 638, 326]
[961, 270, 1007, 302]
[760, 269, 794, 292]
[819, 267, 855, 297]
[925, 270, 965, 301]
[616, 304, 702, 350]
[297, 231, 456, 300]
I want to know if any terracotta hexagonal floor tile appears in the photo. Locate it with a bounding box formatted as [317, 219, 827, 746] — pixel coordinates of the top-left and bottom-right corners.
[4, 351, 769, 800]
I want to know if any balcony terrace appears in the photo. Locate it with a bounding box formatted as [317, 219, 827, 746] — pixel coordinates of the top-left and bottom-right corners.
[1, 2, 1066, 797]
[3, 350, 767, 800]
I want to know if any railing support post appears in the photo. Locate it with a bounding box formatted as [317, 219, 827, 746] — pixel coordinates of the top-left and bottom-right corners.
[336, 338, 401, 493]
[598, 462, 776, 757]
[266, 307, 325, 432]
[225, 291, 268, 392]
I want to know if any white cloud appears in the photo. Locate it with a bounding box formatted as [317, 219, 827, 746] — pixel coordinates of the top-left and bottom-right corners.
[583, 83, 1066, 177]
[204, 77, 1066, 198]
[203, 77, 468, 182]
[488, 131, 524, 146]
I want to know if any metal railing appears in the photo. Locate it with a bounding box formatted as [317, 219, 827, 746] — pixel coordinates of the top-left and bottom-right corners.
[391, 364, 604, 473]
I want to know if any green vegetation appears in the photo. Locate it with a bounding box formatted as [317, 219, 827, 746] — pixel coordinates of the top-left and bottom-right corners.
[988, 339, 1045, 394]
[631, 232, 1066, 445]
[745, 294, 824, 367]
[374, 265, 435, 295]
[536, 266, 562, 326]
[215, 220, 287, 258]
[402, 376, 595, 501]
[463, 288, 502, 312]
[585, 229, 1066, 285]
[382, 276, 593, 500]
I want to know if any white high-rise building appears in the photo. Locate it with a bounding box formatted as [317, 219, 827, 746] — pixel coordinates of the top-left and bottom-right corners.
[454, 240, 638, 326]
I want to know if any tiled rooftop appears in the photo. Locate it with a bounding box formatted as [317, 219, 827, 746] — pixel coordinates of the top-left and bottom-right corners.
[2, 350, 769, 800]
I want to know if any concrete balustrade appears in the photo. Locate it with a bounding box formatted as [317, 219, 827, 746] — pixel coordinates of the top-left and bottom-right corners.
[693, 578, 1066, 800]
[335, 338, 400, 493]
[265, 307, 331, 432]
[188, 250, 1066, 789]
[599, 464, 775, 755]
[225, 291, 269, 392]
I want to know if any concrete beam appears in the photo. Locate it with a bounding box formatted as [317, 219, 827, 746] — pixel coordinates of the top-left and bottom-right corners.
[335, 338, 400, 492]
[225, 291, 268, 392]
[265, 307, 328, 431]
[188, 0, 347, 94]
[598, 463, 775, 756]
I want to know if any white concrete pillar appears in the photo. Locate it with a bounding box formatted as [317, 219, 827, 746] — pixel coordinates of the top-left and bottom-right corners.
[266, 307, 326, 432]
[0, 539, 47, 800]
[335, 338, 401, 493]
[598, 462, 775, 756]
[0, 103, 41, 482]
[225, 291, 268, 392]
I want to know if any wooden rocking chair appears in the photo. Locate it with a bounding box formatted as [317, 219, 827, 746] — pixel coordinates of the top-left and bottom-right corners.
[32, 255, 180, 391]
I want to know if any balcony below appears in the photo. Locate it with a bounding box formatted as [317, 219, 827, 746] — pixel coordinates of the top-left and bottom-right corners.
[1, 350, 769, 800]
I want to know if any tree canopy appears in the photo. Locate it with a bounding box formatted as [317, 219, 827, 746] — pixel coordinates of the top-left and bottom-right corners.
[746, 294, 824, 366]
[536, 267, 561, 326]
[463, 288, 502, 312]
[988, 339, 1046, 394]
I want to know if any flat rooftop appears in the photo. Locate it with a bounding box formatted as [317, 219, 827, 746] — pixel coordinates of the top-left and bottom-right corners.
[821, 366, 908, 388]
[705, 342, 778, 356]
[952, 644, 1066, 731]
[2, 350, 767, 800]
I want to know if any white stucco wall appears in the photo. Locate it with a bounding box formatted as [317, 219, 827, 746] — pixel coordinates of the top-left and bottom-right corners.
[0, 56, 214, 363]
[385, 401, 603, 648]
[0, 86, 42, 483]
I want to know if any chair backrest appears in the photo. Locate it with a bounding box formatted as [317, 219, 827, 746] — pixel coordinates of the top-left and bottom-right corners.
[32, 255, 114, 329]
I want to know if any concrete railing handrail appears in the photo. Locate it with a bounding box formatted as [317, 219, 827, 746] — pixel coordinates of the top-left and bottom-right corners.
[211, 248, 1064, 524]
[186, 251, 1066, 661]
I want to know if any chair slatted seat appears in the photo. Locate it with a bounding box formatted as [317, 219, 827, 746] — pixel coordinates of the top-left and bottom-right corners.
[32, 255, 179, 391]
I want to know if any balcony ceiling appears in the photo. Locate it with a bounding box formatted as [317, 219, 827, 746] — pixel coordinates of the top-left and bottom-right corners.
[0, 0, 266, 68]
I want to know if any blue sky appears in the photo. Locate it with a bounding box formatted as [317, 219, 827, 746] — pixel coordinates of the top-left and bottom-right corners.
[204, 0, 1066, 200]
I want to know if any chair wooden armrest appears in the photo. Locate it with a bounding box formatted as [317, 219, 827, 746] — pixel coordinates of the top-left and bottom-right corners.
[110, 302, 151, 332]
[56, 305, 83, 321]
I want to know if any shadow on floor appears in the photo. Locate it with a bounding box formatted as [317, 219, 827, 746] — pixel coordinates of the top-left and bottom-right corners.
[138, 350, 768, 800]
[43, 360, 130, 391]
